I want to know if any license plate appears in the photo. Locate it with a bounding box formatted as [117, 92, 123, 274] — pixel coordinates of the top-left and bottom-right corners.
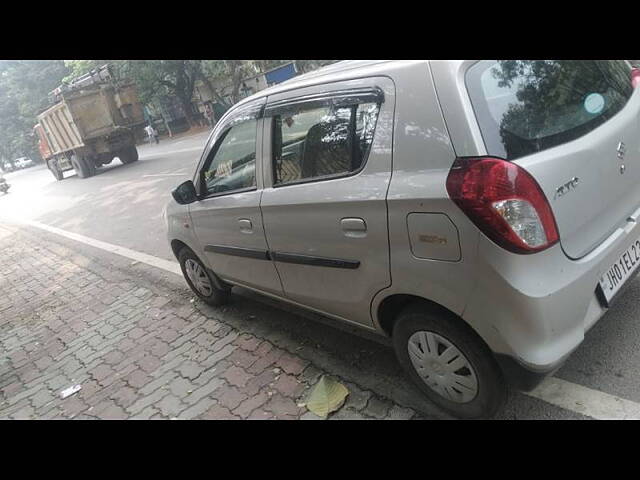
[598, 238, 640, 304]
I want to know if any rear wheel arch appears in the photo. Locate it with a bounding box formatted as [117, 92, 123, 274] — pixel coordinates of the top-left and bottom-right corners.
[376, 294, 487, 346]
[392, 301, 507, 418]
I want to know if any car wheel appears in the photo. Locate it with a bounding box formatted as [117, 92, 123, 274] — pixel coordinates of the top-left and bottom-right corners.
[392, 304, 507, 419]
[178, 247, 230, 306]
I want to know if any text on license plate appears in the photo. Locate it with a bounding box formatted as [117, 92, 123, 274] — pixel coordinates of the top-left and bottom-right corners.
[599, 238, 640, 303]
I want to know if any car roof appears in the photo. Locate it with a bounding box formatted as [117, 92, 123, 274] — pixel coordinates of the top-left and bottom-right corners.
[232, 60, 395, 110]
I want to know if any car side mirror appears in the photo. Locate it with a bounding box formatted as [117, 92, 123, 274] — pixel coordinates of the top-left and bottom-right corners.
[172, 180, 198, 205]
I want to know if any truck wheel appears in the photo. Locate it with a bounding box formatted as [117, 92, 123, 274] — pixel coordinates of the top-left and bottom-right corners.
[71, 155, 94, 179]
[392, 304, 507, 419]
[48, 161, 63, 181]
[119, 146, 139, 165]
[86, 157, 97, 176]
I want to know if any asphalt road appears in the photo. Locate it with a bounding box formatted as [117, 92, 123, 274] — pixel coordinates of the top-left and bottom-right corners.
[0, 132, 210, 262]
[3, 131, 640, 419]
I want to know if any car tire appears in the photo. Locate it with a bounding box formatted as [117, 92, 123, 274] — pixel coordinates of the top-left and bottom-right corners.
[178, 247, 231, 307]
[392, 304, 507, 419]
[119, 146, 139, 164]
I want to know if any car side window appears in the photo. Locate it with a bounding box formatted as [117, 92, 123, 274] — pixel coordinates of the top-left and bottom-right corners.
[272, 101, 380, 185]
[201, 119, 258, 196]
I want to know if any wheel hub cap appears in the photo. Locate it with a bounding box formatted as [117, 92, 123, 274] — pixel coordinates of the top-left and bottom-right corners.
[184, 259, 213, 297]
[407, 331, 478, 404]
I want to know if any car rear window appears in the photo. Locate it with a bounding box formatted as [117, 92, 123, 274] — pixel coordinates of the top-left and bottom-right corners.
[465, 60, 634, 160]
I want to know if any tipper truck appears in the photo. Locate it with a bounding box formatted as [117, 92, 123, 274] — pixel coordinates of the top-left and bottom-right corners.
[34, 65, 145, 180]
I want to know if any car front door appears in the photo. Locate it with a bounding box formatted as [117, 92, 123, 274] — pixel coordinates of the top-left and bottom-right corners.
[189, 99, 283, 295]
[259, 78, 395, 327]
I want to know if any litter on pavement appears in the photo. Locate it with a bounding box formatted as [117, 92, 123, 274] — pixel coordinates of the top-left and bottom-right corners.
[60, 384, 82, 399]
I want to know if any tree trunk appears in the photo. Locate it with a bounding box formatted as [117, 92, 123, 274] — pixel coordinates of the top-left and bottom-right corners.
[228, 61, 244, 105]
[197, 71, 230, 109]
[178, 95, 195, 128]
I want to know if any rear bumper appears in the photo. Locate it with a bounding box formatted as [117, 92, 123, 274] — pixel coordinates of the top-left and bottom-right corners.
[465, 205, 640, 375]
[494, 354, 562, 391]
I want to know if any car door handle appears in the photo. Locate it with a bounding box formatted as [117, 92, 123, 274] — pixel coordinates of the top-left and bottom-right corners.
[341, 218, 367, 238]
[238, 219, 253, 234]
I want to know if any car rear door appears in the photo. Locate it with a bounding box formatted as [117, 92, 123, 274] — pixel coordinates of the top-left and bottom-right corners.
[463, 60, 640, 259]
[259, 77, 395, 327]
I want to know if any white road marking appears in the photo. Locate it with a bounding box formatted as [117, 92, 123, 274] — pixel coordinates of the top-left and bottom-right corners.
[526, 376, 640, 419]
[143, 173, 187, 177]
[7, 218, 640, 420]
[139, 146, 203, 159]
[16, 219, 181, 276]
[0, 223, 14, 240]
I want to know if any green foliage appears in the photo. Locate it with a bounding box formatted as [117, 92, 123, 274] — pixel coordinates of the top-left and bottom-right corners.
[252, 60, 290, 73]
[63, 60, 102, 83]
[63, 60, 131, 85]
[296, 60, 337, 74]
[120, 60, 204, 125]
[199, 60, 297, 107]
[0, 60, 70, 161]
[0, 59, 338, 162]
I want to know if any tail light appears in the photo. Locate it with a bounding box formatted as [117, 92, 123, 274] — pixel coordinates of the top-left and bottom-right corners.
[446, 156, 559, 254]
[632, 67, 640, 89]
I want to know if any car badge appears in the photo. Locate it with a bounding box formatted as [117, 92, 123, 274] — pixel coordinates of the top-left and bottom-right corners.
[554, 177, 580, 200]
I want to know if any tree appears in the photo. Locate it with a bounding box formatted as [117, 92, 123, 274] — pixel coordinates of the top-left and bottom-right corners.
[64, 60, 133, 84]
[295, 60, 337, 74]
[0, 60, 69, 162]
[116, 60, 203, 127]
[66, 60, 205, 126]
[63, 60, 106, 83]
[199, 60, 259, 108]
[253, 60, 290, 73]
[0, 59, 340, 165]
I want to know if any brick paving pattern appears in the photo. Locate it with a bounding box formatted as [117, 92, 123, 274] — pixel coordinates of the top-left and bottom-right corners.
[0, 226, 419, 420]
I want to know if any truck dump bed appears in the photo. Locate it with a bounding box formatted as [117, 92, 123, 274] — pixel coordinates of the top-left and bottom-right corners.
[37, 101, 84, 156]
[37, 83, 144, 157]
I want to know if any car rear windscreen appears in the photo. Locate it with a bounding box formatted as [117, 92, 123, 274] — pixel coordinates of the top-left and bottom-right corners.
[465, 60, 633, 160]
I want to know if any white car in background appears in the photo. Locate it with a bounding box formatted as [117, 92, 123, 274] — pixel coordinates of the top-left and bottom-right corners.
[14, 157, 34, 169]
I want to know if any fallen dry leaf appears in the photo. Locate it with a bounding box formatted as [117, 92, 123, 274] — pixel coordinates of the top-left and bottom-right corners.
[306, 376, 349, 418]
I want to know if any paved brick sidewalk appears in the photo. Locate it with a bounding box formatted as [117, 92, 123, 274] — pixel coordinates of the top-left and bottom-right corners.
[0, 224, 421, 420]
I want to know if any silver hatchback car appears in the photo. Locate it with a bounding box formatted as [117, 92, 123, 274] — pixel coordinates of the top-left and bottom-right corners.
[166, 60, 640, 418]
